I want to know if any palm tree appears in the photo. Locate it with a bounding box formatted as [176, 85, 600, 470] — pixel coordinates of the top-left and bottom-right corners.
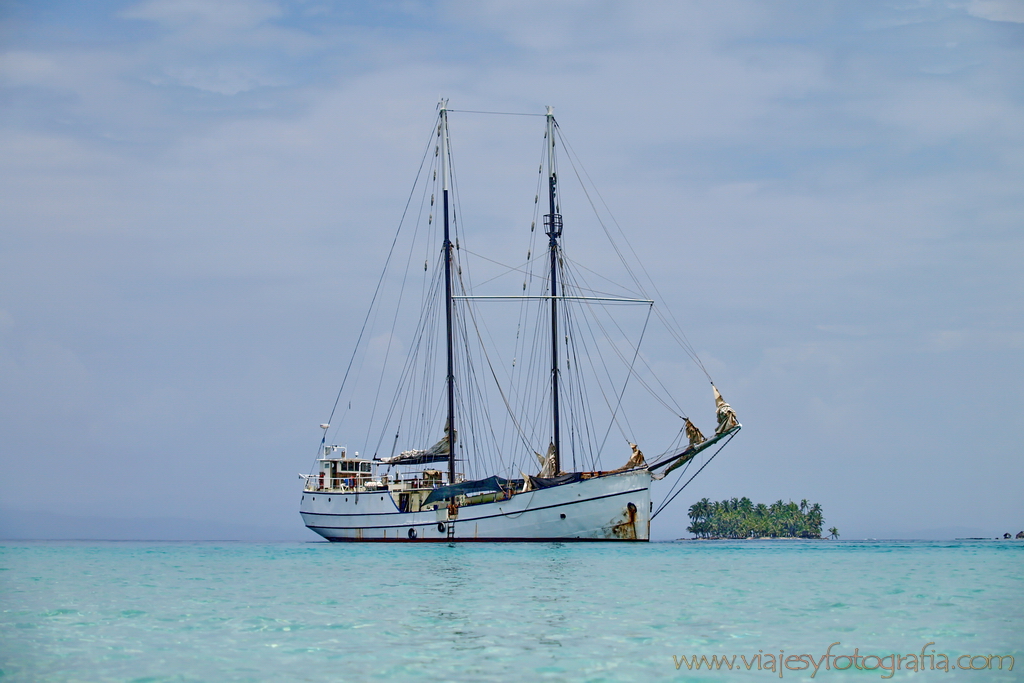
[808, 503, 824, 538]
[687, 503, 700, 522]
[828, 526, 839, 540]
[697, 498, 711, 526]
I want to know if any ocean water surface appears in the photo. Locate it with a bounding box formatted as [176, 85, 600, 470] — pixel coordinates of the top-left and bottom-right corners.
[1, 540, 1020, 682]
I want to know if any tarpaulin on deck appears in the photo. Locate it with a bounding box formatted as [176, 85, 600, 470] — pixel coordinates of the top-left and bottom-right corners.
[423, 476, 509, 505]
[528, 472, 583, 489]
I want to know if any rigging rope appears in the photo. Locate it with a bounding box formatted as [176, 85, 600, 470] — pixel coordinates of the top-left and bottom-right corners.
[556, 126, 713, 383]
[310, 119, 437, 474]
[321, 108, 733, 490]
[651, 431, 738, 520]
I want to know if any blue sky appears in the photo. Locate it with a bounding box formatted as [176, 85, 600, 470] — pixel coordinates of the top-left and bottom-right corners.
[1, 1, 1022, 540]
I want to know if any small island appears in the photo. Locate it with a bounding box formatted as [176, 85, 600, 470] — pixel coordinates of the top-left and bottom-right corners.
[687, 497, 831, 539]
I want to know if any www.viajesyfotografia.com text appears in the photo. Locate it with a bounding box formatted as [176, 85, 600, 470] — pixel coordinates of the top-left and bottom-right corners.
[672, 642, 1014, 678]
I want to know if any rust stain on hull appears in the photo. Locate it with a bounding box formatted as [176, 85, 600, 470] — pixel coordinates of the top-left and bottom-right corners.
[611, 502, 638, 539]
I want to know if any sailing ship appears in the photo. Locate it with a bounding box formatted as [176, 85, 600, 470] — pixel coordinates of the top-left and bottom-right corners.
[299, 101, 740, 541]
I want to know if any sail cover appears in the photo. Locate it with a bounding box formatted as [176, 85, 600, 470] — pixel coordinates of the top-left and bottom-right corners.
[423, 476, 509, 505]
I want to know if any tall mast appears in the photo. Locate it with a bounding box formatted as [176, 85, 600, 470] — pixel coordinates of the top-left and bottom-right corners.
[439, 99, 457, 485]
[544, 106, 562, 474]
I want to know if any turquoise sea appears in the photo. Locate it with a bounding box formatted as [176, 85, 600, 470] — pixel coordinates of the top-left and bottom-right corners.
[1, 540, 1021, 682]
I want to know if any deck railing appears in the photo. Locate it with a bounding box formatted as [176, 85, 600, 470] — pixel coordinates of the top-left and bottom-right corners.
[302, 475, 365, 491]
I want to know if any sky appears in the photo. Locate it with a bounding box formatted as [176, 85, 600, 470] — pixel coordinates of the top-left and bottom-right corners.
[1, 0, 1022, 541]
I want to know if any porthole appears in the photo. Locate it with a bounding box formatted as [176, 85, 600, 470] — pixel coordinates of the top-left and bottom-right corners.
[328, 497, 331, 502]
[380, 496, 384, 501]
[560, 513, 566, 519]
[312, 497, 315, 501]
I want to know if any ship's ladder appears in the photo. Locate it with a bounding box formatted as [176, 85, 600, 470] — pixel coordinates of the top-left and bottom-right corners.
[446, 521, 455, 539]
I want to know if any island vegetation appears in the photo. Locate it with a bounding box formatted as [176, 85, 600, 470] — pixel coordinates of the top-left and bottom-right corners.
[686, 497, 829, 539]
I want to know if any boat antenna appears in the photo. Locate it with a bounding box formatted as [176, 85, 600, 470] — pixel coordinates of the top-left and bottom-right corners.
[439, 98, 457, 485]
[545, 106, 563, 473]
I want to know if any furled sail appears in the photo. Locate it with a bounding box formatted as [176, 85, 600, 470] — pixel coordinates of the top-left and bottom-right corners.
[535, 442, 557, 478]
[380, 425, 455, 466]
[713, 385, 739, 434]
[607, 442, 647, 473]
[648, 414, 741, 475]
[651, 420, 707, 476]
[685, 418, 705, 447]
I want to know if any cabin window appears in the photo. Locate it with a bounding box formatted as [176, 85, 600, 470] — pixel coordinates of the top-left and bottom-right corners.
[361, 463, 371, 472]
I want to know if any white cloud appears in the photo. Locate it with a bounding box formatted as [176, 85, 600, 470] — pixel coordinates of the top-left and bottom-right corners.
[963, 0, 1024, 23]
[119, 0, 323, 93]
[925, 330, 1024, 351]
[154, 64, 286, 94]
[120, 0, 283, 29]
[0, 51, 59, 84]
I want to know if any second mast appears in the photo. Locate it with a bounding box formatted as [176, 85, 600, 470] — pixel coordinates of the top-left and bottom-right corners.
[544, 106, 563, 475]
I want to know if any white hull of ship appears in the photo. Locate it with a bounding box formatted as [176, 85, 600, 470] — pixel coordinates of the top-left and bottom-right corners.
[300, 469, 652, 542]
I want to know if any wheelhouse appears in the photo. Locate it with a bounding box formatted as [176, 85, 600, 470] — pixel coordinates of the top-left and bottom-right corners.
[310, 445, 374, 491]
